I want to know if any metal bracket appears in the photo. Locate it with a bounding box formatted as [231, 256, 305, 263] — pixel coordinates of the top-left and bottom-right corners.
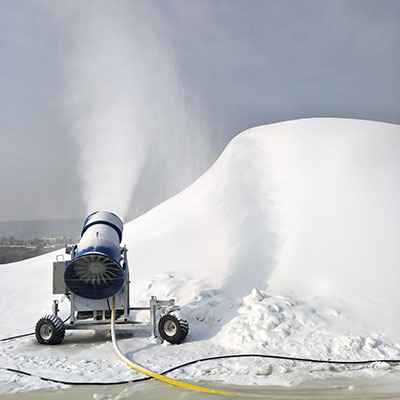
[149, 296, 177, 337]
[52, 300, 59, 316]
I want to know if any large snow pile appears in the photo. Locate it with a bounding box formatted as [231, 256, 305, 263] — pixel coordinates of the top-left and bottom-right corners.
[1, 118, 400, 393]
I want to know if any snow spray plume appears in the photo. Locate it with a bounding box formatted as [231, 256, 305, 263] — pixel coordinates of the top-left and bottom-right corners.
[63, 2, 210, 220]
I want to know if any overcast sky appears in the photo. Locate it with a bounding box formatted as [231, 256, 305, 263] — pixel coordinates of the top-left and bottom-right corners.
[1, 0, 400, 222]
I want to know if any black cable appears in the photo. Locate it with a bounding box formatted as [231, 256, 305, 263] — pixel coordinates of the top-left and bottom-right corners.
[161, 353, 400, 376]
[0, 366, 151, 385]
[1, 353, 400, 386]
[0, 321, 151, 385]
[2, 325, 400, 386]
[0, 332, 34, 342]
[0, 317, 71, 343]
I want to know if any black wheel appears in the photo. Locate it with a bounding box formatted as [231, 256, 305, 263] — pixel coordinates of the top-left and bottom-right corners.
[158, 313, 188, 344]
[35, 315, 65, 345]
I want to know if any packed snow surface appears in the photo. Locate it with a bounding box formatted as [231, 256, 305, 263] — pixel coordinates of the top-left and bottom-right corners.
[1, 118, 400, 394]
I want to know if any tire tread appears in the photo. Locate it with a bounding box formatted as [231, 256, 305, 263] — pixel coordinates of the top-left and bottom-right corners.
[158, 313, 189, 344]
[35, 314, 65, 345]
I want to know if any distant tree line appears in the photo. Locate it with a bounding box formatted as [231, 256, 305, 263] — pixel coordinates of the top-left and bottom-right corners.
[0, 236, 75, 264]
[0, 235, 75, 248]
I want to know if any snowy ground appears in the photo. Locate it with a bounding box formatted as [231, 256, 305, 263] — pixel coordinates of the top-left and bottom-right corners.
[1, 118, 400, 394]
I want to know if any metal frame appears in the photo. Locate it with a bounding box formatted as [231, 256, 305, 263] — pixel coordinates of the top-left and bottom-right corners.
[52, 246, 179, 338]
[53, 296, 178, 337]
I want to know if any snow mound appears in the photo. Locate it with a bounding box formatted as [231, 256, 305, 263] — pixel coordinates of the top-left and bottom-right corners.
[126, 118, 400, 315]
[2, 118, 400, 393]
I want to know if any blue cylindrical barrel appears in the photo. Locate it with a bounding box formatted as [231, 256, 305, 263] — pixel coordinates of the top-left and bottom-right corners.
[64, 211, 125, 299]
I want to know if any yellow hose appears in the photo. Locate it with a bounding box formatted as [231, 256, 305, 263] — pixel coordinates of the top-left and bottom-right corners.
[110, 296, 235, 395]
[111, 296, 274, 398]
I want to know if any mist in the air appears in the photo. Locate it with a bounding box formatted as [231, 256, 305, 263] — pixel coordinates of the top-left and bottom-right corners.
[62, 1, 211, 220]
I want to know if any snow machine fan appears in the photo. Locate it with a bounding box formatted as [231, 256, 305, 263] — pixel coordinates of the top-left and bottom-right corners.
[35, 211, 188, 345]
[64, 211, 125, 300]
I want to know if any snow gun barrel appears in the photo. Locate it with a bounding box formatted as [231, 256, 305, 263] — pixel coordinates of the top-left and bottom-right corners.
[64, 211, 125, 300]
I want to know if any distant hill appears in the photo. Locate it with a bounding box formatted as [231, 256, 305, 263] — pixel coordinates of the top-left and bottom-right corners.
[0, 218, 83, 240]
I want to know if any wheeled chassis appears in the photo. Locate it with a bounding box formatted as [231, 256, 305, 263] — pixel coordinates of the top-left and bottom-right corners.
[52, 295, 179, 338]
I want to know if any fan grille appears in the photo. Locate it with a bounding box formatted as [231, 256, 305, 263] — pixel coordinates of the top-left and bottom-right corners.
[73, 255, 120, 286]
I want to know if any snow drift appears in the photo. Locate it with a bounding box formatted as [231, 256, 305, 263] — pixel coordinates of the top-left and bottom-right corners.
[1, 118, 400, 393]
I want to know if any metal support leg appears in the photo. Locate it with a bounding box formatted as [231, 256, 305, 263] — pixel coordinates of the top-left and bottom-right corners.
[52, 300, 59, 316]
[70, 293, 75, 324]
[122, 246, 130, 322]
[150, 296, 157, 337]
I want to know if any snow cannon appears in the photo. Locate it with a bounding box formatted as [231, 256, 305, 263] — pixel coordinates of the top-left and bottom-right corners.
[64, 211, 125, 300]
[35, 211, 189, 346]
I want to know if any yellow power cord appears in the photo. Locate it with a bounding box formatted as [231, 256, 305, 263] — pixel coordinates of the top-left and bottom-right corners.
[111, 297, 271, 398]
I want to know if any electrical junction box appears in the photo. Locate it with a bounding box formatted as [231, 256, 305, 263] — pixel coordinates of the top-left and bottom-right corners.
[53, 261, 66, 294]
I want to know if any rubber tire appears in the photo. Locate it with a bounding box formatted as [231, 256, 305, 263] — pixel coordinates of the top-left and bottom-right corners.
[35, 315, 65, 345]
[158, 314, 188, 344]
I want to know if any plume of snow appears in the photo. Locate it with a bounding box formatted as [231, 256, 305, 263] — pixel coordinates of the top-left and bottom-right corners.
[62, 1, 209, 220]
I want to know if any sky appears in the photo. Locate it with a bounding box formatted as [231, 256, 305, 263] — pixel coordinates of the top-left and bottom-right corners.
[1, 0, 400, 222]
